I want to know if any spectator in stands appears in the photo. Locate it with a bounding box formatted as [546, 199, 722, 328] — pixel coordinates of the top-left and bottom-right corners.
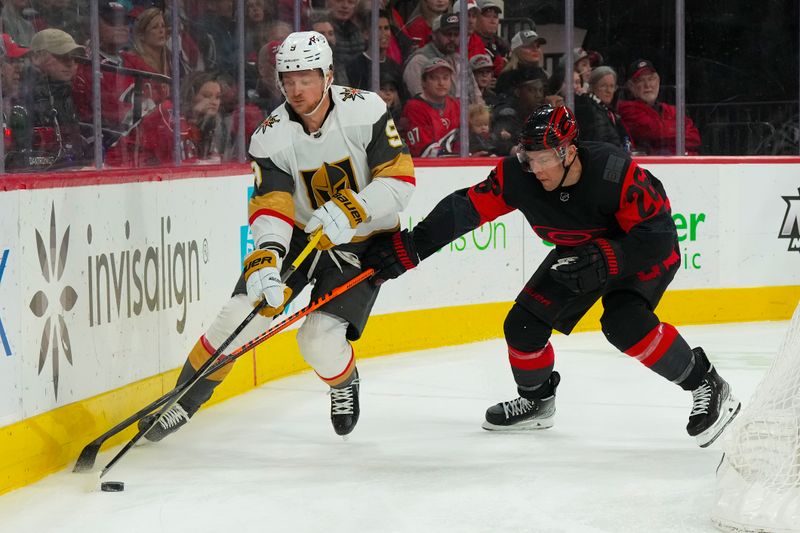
[196, 0, 237, 75]
[468, 103, 496, 156]
[29, 0, 84, 43]
[1, 34, 29, 111]
[451, 0, 485, 58]
[247, 40, 283, 115]
[401, 57, 460, 157]
[244, 0, 269, 61]
[73, 1, 151, 139]
[403, 13, 484, 106]
[572, 47, 591, 95]
[1, 0, 35, 46]
[378, 69, 403, 126]
[327, 0, 365, 77]
[1, 33, 31, 163]
[470, 53, 498, 106]
[18, 28, 88, 168]
[573, 65, 630, 149]
[266, 19, 293, 42]
[491, 65, 548, 155]
[309, 11, 349, 86]
[401, 0, 450, 49]
[106, 71, 228, 166]
[618, 59, 701, 155]
[127, 8, 172, 78]
[474, 0, 507, 76]
[496, 28, 546, 96]
[346, 9, 402, 91]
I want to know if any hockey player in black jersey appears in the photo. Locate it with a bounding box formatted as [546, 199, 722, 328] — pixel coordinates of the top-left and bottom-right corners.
[363, 104, 740, 447]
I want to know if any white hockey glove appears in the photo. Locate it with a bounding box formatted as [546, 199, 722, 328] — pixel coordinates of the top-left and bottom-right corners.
[305, 189, 370, 249]
[243, 249, 287, 315]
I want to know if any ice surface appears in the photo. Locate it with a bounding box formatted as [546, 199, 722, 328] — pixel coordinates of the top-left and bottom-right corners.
[0, 321, 789, 533]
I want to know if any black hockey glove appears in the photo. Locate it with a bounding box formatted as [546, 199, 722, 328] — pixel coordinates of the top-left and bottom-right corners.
[549, 239, 622, 294]
[362, 230, 420, 285]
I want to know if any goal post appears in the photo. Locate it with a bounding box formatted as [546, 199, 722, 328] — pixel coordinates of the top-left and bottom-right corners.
[711, 302, 800, 533]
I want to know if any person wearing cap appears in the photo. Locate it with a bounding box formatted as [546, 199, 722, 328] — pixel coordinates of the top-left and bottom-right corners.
[618, 59, 701, 155]
[496, 28, 547, 96]
[453, 0, 488, 59]
[491, 65, 549, 155]
[15, 28, 88, 168]
[402, 12, 484, 107]
[475, 0, 508, 76]
[470, 53, 498, 106]
[400, 56, 460, 157]
[1, 34, 30, 112]
[346, 9, 402, 92]
[401, 0, 450, 49]
[377, 69, 404, 126]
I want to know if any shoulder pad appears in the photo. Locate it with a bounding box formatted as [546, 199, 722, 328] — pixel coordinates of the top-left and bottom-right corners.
[249, 105, 291, 158]
[331, 86, 387, 124]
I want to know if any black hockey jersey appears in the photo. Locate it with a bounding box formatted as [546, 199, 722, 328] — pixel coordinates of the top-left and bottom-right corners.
[412, 141, 679, 279]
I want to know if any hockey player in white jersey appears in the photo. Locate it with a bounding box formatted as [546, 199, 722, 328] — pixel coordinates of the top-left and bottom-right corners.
[139, 31, 415, 439]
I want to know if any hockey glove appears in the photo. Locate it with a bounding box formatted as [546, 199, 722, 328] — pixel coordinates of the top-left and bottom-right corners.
[244, 249, 286, 313]
[549, 239, 622, 294]
[362, 230, 420, 285]
[306, 189, 370, 250]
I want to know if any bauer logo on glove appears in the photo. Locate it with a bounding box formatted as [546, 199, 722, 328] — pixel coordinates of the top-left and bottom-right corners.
[549, 239, 622, 294]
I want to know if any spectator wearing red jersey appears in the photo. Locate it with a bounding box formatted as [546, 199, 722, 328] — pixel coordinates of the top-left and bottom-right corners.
[401, 0, 450, 49]
[452, 0, 485, 58]
[401, 57, 460, 158]
[618, 59, 701, 155]
[403, 13, 484, 106]
[73, 1, 138, 132]
[474, 0, 507, 76]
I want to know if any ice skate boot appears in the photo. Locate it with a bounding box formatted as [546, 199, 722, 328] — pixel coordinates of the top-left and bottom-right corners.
[330, 370, 360, 436]
[482, 371, 560, 431]
[686, 347, 741, 447]
[138, 402, 192, 442]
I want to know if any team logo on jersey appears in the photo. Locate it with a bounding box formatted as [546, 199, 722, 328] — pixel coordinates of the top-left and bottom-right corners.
[300, 157, 357, 208]
[778, 188, 800, 253]
[256, 114, 280, 134]
[339, 87, 365, 102]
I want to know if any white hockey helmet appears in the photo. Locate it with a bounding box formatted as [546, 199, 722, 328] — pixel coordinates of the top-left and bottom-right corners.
[275, 31, 333, 79]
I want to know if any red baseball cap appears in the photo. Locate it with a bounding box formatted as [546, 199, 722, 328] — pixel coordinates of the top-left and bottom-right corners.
[2, 33, 30, 59]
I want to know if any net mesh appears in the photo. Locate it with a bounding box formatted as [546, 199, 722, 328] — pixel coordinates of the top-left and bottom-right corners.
[712, 303, 800, 533]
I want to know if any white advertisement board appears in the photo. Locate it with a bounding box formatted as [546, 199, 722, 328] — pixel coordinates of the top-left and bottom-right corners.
[0, 192, 21, 427]
[1, 161, 799, 422]
[15, 175, 251, 416]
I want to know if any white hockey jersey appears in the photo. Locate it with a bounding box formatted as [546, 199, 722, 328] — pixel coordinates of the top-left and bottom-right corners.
[247, 86, 416, 255]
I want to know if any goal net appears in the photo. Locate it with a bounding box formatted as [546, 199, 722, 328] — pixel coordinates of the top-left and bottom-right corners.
[711, 302, 800, 533]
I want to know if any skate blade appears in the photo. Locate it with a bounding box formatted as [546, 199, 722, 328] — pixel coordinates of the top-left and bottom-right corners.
[696, 395, 741, 448]
[481, 417, 554, 431]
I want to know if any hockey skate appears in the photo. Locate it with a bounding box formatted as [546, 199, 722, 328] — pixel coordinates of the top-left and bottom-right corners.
[330, 371, 360, 436]
[482, 371, 560, 431]
[686, 347, 741, 448]
[138, 402, 192, 442]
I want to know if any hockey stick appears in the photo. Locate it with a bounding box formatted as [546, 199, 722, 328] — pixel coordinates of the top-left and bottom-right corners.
[98, 267, 374, 478]
[73, 232, 322, 473]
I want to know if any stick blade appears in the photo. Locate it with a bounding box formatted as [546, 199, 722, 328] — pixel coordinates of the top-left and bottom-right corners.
[73, 443, 101, 472]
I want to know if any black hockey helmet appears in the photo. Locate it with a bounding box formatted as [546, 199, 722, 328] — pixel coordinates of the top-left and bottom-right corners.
[518, 104, 579, 153]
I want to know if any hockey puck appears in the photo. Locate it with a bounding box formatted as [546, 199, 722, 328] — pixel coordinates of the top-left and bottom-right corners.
[100, 481, 125, 492]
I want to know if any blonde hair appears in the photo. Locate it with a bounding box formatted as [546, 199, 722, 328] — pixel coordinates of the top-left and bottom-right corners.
[133, 7, 169, 75]
[468, 104, 490, 124]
